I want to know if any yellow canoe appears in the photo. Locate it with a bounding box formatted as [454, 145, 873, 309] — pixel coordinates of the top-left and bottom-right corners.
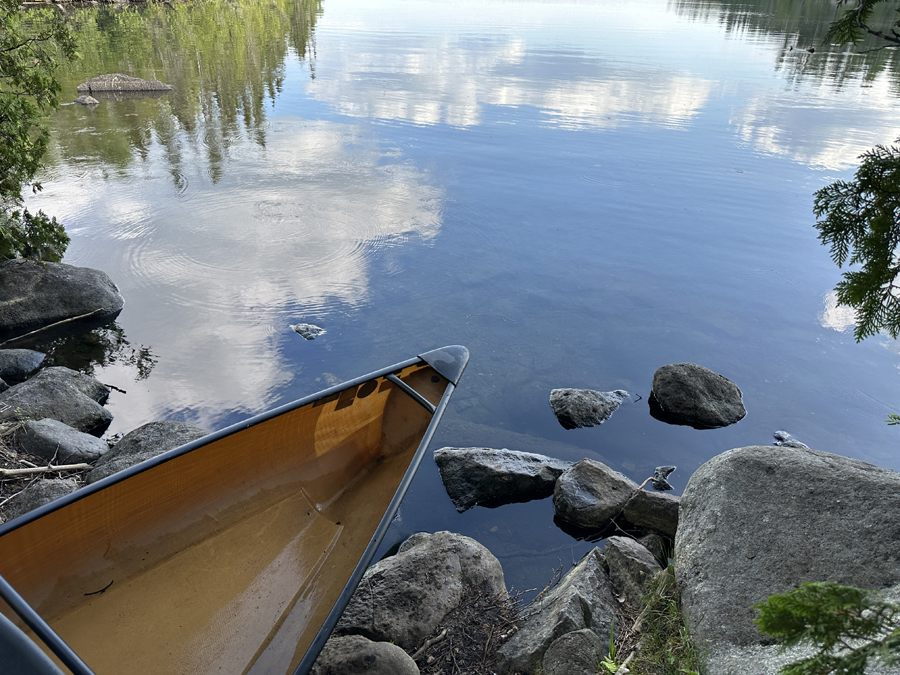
[0, 346, 468, 675]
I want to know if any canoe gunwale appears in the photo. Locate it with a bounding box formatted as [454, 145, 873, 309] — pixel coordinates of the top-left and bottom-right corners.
[0, 345, 469, 675]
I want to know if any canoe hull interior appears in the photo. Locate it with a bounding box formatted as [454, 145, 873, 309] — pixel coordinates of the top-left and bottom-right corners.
[0, 354, 462, 675]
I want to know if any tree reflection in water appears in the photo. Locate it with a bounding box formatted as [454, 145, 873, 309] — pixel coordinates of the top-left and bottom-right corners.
[41, 323, 157, 383]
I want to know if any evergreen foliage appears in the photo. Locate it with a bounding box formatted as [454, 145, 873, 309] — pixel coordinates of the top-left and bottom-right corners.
[755, 581, 900, 674]
[813, 140, 900, 341]
[826, 0, 900, 45]
[0, 0, 75, 261]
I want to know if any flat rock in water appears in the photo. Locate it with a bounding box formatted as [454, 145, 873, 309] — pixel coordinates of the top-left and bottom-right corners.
[497, 548, 617, 674]
[311, 635, 419, 675]
[86, 420, 207, 483]
[549, 388, 628, 429]
[0, 349, 45, 381]
[18, 418, 108, 463]
[542, 629, 604, 675]
[3, 478, 79, 522]
[433, 446, 571, 512]
[76, 73, 172, 92]
[290, 323, 325, 340]
[74, 95, 99, 106]
[675, 445, 900, 672]
[0, 367, 112, 436]
[337, 531, 505, 650]
[650, 363, 746, 429]
[0, 259, 124, 343]
[553, 458, 638, 531]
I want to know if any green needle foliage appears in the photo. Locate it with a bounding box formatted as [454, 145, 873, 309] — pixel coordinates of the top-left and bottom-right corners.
[813, 140, 900, 341]
[755, 581, 900, 675]
[826, 0, 900, 46]
[0, 0, 76, 261]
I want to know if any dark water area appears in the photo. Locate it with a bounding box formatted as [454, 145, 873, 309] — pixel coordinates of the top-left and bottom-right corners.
[25, 0, 900, 594]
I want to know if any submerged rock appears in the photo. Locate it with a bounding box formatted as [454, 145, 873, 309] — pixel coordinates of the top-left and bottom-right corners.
[650, 363, 745, 429]
[434, 446, 570, 512]
[549, 388, 628, 429]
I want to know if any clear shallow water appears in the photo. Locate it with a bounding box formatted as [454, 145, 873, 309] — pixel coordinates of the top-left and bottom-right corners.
[26, 0, 900, 592]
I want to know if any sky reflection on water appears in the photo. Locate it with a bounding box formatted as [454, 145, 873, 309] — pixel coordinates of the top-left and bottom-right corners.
[24, 0, 900, 592]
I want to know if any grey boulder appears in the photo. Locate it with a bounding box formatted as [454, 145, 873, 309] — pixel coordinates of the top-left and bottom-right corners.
[433, 446, 571, 512]
[604, 536, 662, 607]
[0, 259, 124, 342]
[497, 548, 617, 674]
[0, 349, 45, 381]
[311, 635, 419, 675]
[542, 628, 605, 675]
[18, 418, 108, 463]
[77, 73, 172, 93]
[650, 362, 745, 429]
[337, 531, 505, 650]
[553, 458, 638, 531]
[549, 388, 628, 429]
[675, 445, 900, 667]
[86, 420, 207, 484]
[74, 95, 99, 106]
[3, 478, 79, 522]
[0, 367, 112, 436]
[622, 489, 680, 539]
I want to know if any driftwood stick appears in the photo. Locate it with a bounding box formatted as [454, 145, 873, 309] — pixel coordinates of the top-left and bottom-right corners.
[0, 463, 91, 478]
[0, 308, 106, 347]
[412, 628, 448, 661]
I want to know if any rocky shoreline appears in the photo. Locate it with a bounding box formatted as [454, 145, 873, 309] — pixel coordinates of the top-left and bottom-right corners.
[2, 260, 900, 674]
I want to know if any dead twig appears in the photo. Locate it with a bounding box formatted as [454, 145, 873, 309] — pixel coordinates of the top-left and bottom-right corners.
[412, 629, 447, 661]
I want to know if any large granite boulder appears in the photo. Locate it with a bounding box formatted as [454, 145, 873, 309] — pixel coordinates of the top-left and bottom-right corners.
[548, 388, 628, 429]
[311, 635, 419, 675]
[553, 459, 637, 531]
[676, 445, 900, 674]
[622, 489, 680, 539]
[650, 363, 745, 429]
[0, 259, 124, 342]
[3, 478, 79, 522]
[86, 420, 207, 484]
[0, 349, 45, 382]
[337, 531, 505, 650]
[434, 447, 571, 512]
[0, 367, 112, 436]
[497, 548, 617, 674]
[18, 418, 108, 463]
[76, 73, 172, 93]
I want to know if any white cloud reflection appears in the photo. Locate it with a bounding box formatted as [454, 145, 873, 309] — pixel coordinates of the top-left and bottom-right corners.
[819, 290, 857, 333]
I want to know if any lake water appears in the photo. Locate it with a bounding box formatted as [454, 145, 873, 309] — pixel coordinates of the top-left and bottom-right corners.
[26, 0, 900, 593]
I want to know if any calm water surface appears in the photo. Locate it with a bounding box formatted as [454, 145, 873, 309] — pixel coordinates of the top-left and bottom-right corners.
[26, 0, 900, 591]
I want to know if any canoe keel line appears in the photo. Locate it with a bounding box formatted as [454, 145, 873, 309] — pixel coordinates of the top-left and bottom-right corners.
[0, 346, 469, 675]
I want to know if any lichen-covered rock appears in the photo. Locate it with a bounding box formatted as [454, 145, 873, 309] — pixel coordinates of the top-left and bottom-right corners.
[651, 363, 745, 429]
[549, 388, 628, 429]
[86, 420, 207, 483]
[542, 628, 604, 675]
[0, 259, 124, 342]
[553, 459, 637, 531]
[497, 548, 617, 674]
[18, 418, 108, 463]
[434, 446, 570, 512]
[311, 635, 419, 675]
[0, 367, 112, 436]
[337, 531, 505, 650]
